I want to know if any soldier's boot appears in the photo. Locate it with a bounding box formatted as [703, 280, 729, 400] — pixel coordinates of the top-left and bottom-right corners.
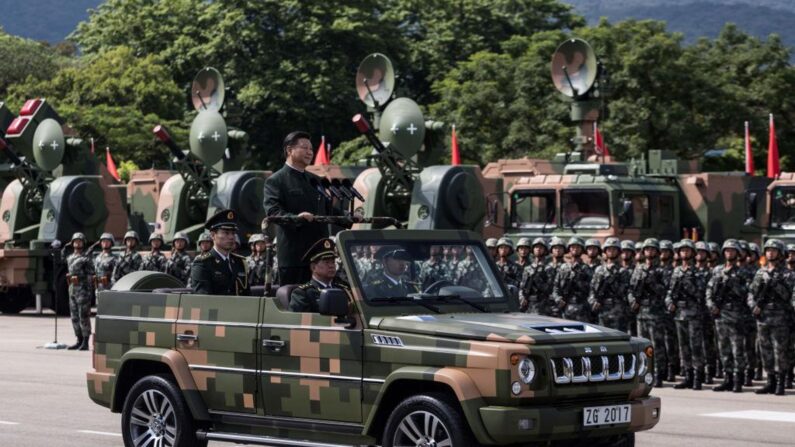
[693, 368, 704, 390]
[785, 368, 794, 390]
[713, 372, 733, 392]
[67, 335, 83, 350]
[705, 365, 715, 385]
[755, 374, 776, 395]
[78, 336, 90, 351]
[654, 370, 665, 388]
[732, 372, 744, 393]
[666, 366, 676, 382]
[674, 369, 693, 389]
[715, 366, 724, 379]
[754, 365, 763, 381]
[743, 368, 754, 387]
[775, 374, 786, 396]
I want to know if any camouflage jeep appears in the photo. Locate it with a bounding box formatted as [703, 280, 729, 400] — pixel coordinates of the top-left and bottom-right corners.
[87, 229, 660, 447]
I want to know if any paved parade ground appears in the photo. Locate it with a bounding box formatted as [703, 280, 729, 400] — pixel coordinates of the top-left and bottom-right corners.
[1, 311, 793, 447]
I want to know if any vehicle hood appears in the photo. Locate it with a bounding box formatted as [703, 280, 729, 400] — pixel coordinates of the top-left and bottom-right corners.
[371, 312, 631, 344]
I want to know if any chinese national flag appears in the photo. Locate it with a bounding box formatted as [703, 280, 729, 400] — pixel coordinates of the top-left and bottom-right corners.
[451, 125, 460, 165]
[744, 121, 754, 175]
[767, 114, 780, 179]
[313, 135, 329, 165]
[106, 147, 120, 181]
[594, 122, 610, 158]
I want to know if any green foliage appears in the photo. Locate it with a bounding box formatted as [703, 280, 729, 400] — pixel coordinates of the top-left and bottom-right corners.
[117, 160, 140, 183]
[0, 29, 69, 98]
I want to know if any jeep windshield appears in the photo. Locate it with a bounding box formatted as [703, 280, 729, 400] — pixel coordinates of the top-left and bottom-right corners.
[346, 240, 506, 304]
[770, 187, 795, 229]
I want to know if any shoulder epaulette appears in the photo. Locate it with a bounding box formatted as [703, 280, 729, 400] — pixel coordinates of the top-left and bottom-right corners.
[298, 283, 311, 290]
[195, 252, 212, 261]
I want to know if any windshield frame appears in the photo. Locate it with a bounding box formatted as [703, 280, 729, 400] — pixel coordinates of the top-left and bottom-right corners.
[510, 189, 557, 230]
[770, 186, 795, 229]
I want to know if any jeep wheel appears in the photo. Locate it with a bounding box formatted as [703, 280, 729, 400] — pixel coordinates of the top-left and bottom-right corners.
[382, 393, 477, 447]
[121, 374, 206, 447]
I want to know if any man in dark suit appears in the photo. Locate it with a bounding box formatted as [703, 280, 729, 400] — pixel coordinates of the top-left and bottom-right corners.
[289, 238, 348, 312]
[264, 131, 342, 285]
[190, 209, 250, 296]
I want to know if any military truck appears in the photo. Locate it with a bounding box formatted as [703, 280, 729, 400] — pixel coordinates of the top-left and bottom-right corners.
[760, 172, 795, 245]
[88, 229, 660, 447]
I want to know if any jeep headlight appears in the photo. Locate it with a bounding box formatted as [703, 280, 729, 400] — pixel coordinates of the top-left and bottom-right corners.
[518, 357, 536, 384]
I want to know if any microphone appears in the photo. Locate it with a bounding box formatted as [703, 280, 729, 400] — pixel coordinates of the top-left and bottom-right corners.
[342, 178, 365, 201]
[331, 179, 353, 200]
[309, 177, 332, 201]
[322, 178, 344, 200]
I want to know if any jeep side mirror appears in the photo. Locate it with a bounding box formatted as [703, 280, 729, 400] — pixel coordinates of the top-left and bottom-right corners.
[319, 288, 349, 317]
[618, 199, 634, 228]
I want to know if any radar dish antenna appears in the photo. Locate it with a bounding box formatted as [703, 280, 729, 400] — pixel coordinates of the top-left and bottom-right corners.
[191, 67, 225, 112]
[550, 38, 597, 98]
[356, 53, 395, 109]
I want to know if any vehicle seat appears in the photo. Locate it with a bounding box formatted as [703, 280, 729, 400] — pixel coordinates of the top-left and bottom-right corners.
[276, 284, 299, 310]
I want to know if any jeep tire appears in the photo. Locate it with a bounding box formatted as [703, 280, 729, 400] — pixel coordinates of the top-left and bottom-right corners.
[121, 374, 207, 447]
[382, 392, 479, 447]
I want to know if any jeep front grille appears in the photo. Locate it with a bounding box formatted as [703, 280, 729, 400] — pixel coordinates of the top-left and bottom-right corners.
[550, 353, 636, 385]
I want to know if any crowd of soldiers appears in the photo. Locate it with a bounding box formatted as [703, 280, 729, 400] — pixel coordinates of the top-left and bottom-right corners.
[480, 235, 794, 396]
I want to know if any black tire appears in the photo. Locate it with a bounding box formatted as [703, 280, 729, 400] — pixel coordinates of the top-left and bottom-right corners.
[382, 392, 479, 447]
[121, 374, 207, 447]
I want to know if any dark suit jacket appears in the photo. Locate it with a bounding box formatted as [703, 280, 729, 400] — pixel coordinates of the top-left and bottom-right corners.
[190, 249, 250, 296]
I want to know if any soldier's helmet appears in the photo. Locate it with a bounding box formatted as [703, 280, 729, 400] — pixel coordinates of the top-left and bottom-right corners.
[172, 231, 190, 245]
[603, 237, 621, 249]
[737, 240, 749, 254]
[672, 241, 682, 251]
[549, 236, 566, 248]
[763, 239, 785, 254]
[123, 230, 140, 242]
[71, 232, 86, 242]
[694, 241, 709, 252]
[659, 240, 673, 251]
[532, 237, 549, 250]
[620, 240, 635, 252]
[497, 237, 514, 249]
[678, 239, 695, 251]
[99, 232, 115, 243]
[585, 238, 601, 250]
[722, 239, 740, 251]
[485, 238, 498, 248]
[708, 242, 720, 254]
[787, 243, 795, 254]
[198, 231, 212, 243]
[248, 234, 263, 244]
[748, 242, 761, 256]
[642, 238, 660, 251]
[516, 238, 532, 248]
[149, 233, 164, 243]
[567, 236, 585, 249]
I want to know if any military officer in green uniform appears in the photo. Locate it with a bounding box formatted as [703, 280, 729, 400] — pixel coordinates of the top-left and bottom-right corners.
[290, 238, 347, 312]
[190, 209, 250, 296]
[364, 247, 419, 298]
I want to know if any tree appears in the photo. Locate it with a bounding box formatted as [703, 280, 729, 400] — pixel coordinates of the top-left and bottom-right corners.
[0, 29, 67, 99]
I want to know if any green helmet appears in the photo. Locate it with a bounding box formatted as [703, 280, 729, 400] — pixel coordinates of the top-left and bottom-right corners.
[787, 243, 795, 253]
[694, 241, 709, 252]
[198, 231, 212, 243]
[532, 237, 549, 250]
[497, 238, 514, 250]
[620, 240, 635, 252]
[567, 236, 585, 249]
[748, 242, 760, 256]
[549, 236, 566, 248]
[71, 232, 86, 242]
[249, 234, 264, 244]
[172, 231, 190, 245]
[660, 240, 673, 251]
[149, 233, 164, 242]
[708, 242, 719, 253]
[642, 238, 660, 251]
[124, 230, 140, 242]
[485, 238, 498, 248]
[603, 237, 621, 249]
[737, 240, 749, 254]
[99, 232, 115, 243]
[763, 238, 785, 254]
[672, 241, 682, 251]
[516, 238, 532, 248]
[585, 238, 601, 249]
[722, 239, 740, 251]
[678, 239, 695, 251]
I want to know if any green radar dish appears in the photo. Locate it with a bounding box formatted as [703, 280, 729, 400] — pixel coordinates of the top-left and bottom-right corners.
[550, 38, 597, 98]
[191, 67, 225, 112]
[379, 97, 425, 159]
[356, 53, 395, 108]
[32, 118, 65, 171]
[189, 109, 228, 165]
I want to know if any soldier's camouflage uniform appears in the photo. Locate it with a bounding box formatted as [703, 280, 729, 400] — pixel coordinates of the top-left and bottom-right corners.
[706, 263, 749, 377]
[246, 254, 267, 287]
[93, 251, 118, 293]
[419, 258, 451, 290]
[141, 250, 168, 273]
[696, 261, 718, 380]
[739, 261, 760, 382]
[589, 262, 628, 332]
[659, 260, 680, 376]
[628, 262, 668, 378]
[544, 258, 565, 318]
[455, 256, 488, 294]
[519, 259, 550, 315]
[68, 250, 95, 339]
[112, 251, 143, 285]
[619, 261, 636, 336]
[665, 264, 708, 374]
[495, 258, 522, 287]
[553, 259, 594, 323]
[166, 250, 193, 285]
[747, 264, 793, 378]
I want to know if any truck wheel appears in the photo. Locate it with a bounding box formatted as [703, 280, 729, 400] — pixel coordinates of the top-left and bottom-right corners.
[382, 393, 477, 447]
[121, 374, 207, 447]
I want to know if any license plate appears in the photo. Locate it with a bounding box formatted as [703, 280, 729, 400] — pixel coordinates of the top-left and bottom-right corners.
[583, 404, 631, 427]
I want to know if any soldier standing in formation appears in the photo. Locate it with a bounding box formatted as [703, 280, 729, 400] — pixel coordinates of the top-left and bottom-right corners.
[515, 238, 532, 270]
[584, 239, 602, 269]
[197, 231, 213, 254]
[419, 245, 450, 290]
[589, 238, 627, 331]
[245, 234, 268, 287]
[738, 240, 761, 384]
[93, 232, 118, 294]
[165, 232, 192, 285]
[456, 246, 488, 293]
[66, 232, 94, 351]
[666, 240, 708, 390]
[519, 238, 550, 314]
[705, 239, 748, 392]
[629, 238, 668, 386]
[112, 231, 143, 286]
[659, 239, 680, 380]
[747, 239, 792, 395]
[785, 244, 795, 390]
[190, 209, 249, 296]
[485, 238, 498, 260]
[141, 233, 168, 272]
[553, 237, 593, 323]
[545, 237, 567, 318]
[695, 241, 718, 384]
[290, 238, 347, 312]
[494, 238, 521, 287]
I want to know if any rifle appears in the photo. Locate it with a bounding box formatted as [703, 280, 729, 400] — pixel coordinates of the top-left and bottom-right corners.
[261, 215, 403, 230]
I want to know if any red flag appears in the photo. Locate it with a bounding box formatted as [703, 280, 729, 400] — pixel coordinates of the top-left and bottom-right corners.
[594, 122, 610, 158]
[105, 147, 120, 181]
[313, 135, 329, 165]
[451, 125, 460, 165]
[767, 114, 780, 179]
[744, 121, 754, 175]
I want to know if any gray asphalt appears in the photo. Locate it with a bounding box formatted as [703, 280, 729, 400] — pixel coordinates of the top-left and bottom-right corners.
[0, 311, 793, 446]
